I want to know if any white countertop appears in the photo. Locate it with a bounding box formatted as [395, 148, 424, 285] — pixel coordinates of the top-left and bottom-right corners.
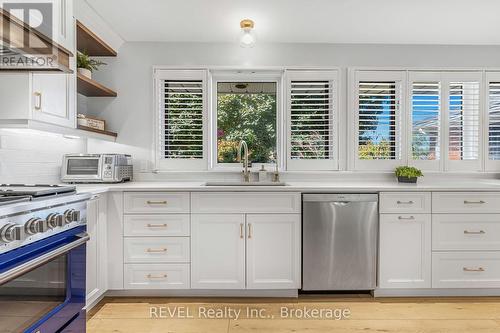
[75, 179, 500, 194]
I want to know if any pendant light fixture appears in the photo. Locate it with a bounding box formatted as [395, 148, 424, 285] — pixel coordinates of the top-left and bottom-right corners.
[240, 19, 256, 48]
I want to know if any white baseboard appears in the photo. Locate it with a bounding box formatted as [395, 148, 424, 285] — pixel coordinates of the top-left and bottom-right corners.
[105, 289, 299, 298]
[374, 288, 500, 297]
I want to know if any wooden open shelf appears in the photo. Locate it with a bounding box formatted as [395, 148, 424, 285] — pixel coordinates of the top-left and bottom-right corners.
[77, 125, 117, 138]
[76, 20, 117, 56]
[77, 73, 117, 97]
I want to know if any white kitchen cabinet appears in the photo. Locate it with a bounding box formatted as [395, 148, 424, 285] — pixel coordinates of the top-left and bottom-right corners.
[379, 214, 432, 289]
[191, 214, 246, 289]
[32, 73, 75, 127]
[246, 214, 301, 289]
[0, 72, 75, 128]
[86, 193, 107, 308]
[191, 212, 301, 290]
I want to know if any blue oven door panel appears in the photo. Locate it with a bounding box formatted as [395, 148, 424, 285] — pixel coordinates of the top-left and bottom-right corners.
[0, 226, 88, 333]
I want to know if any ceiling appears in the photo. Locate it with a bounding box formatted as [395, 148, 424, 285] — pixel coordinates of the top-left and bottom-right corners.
[86, 0, 500, 45]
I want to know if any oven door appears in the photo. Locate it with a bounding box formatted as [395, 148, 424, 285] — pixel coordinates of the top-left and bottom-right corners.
[0, 226, 88, 333]
[62, 155, 103, 182]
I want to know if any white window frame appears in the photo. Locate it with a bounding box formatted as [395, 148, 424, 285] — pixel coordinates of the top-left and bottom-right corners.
[285, 69, 339, 171]
[153, 69, 209, 171]
[349, 70, 408, 171]
[485, 71, 500, 171]
[209, 70, 284, 171]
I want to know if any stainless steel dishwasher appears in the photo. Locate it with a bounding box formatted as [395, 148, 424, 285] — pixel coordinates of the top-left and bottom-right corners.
[302, 194, 378, 291]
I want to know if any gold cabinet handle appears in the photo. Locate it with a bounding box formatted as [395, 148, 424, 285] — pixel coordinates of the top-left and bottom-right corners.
[248, 223, 252, 239]
[34, 92, 42, 110]
[146, 200, 167, 205]
[464, 200, 486, 204]
[398, 216, 415, 220]
[147, 223, 168, 228]
[463, 267, 485, 272]
[397, 200, 414, 204]
[146, 248, 167, 253]
[464, 230, 486, 235]
[147, 274, 167, 279]
[240, 223, 244, 239]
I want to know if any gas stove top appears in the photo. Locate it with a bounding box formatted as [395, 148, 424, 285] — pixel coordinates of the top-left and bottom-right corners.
[0, 185, 89, 254]
[0, 185, 76, 206]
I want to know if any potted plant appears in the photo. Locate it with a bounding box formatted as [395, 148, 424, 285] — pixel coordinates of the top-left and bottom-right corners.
[76, 51, 106, 79]
[395, 166, 423, 184]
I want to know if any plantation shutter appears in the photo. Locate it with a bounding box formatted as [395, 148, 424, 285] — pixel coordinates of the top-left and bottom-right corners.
[411, 81, 441, 161]
[155, 70, 207, 170]
[353, 71, 406, 171]
[448, 81, 480, 161]
[286, 70, 338, 170]
[489, 82, 500, 161]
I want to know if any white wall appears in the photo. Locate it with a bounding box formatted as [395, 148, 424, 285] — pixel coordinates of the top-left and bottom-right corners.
[0, 129, 86, 184]
[87, 42, 500, 179]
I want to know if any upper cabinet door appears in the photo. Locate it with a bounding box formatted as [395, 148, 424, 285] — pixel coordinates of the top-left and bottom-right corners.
[32, 73, 74, 127]
[379, 214, 432, 289]
[191, 214, 245, 289]
[246, 214, 301, 289]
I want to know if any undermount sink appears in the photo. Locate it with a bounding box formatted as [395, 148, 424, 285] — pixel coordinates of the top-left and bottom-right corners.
[204, 181, 288, 186]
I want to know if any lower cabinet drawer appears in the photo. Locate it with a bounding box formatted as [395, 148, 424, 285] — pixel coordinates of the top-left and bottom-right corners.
[433, 214, 500, 251]
[124, 237, 190, 263]
[432, 252, 500, 288]
[124, 264, 190, 289]
[124, 214, 190, 237]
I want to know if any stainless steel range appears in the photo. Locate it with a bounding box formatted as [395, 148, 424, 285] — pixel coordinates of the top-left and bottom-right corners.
[0, 184, 90, 333]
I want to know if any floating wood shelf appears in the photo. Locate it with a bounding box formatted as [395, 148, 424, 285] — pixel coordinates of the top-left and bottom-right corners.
[77, 125, 117, 138]
[77, 73, 117, 97]
[76, 20, 117, 57]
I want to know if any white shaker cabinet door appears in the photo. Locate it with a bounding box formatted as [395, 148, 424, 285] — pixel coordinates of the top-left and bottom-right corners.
[379, 214, 432, 289]
[246, 214, 301, 289]
[32, 73, 74, 127]
[191, 214, 245, 289]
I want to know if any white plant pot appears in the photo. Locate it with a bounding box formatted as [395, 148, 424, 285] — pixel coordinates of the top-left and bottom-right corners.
[78, 68, 92, 79]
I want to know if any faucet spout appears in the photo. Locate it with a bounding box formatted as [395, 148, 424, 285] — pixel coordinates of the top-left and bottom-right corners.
[238, 140, 250, 182]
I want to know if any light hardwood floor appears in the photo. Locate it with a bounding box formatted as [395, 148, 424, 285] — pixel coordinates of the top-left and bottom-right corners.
[87, 296, 500, 333]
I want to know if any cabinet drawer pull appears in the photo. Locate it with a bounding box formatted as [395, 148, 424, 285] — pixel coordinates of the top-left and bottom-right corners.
[147, 223, 168, 228]
[146, 200, 168, 205]
[398, 216, 415, 220]
[147, 274, 168, 279]
[34, 92, 42, 110]
[240, 223, 244, 239]
[397, 200, 414, 205]
[146, 248, 167, 253]
[464, 230, 486, 235]
[463, 267, 485, 272]
[248, 223, 252, 239]
[464, 200, 486, 205]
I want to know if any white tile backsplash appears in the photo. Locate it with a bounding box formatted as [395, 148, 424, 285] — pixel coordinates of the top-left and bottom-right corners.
[0, 129, 86, 184]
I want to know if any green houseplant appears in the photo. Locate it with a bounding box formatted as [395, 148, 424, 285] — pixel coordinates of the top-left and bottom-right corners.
[395, 166, 423, 184]
[76, 51, 106, 79]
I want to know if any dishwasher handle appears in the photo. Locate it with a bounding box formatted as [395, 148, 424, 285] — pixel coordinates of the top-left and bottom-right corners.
[303, 193, 378, 202]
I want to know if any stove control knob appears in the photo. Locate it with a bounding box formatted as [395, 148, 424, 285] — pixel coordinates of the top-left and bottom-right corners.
[0, 224, 25, 243]
[47, 213, 64, 229]
[25, 218, 48, 235]
[71, 210, 81, 222]
[64, 209, 76, 224]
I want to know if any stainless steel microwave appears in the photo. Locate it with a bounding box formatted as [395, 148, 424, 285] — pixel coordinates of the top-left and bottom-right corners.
[61, 154, 133, 183]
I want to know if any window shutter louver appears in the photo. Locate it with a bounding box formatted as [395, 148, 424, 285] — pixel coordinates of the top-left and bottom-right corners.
[357, 81, 401, 160]
[448, 81, 480, 161]
[162, 80, 204, 159]
[286, 71, 338, 170]
[290, 81, 333, 159]
[411, 82, 441, 161]
[489, 82, 500, 161]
